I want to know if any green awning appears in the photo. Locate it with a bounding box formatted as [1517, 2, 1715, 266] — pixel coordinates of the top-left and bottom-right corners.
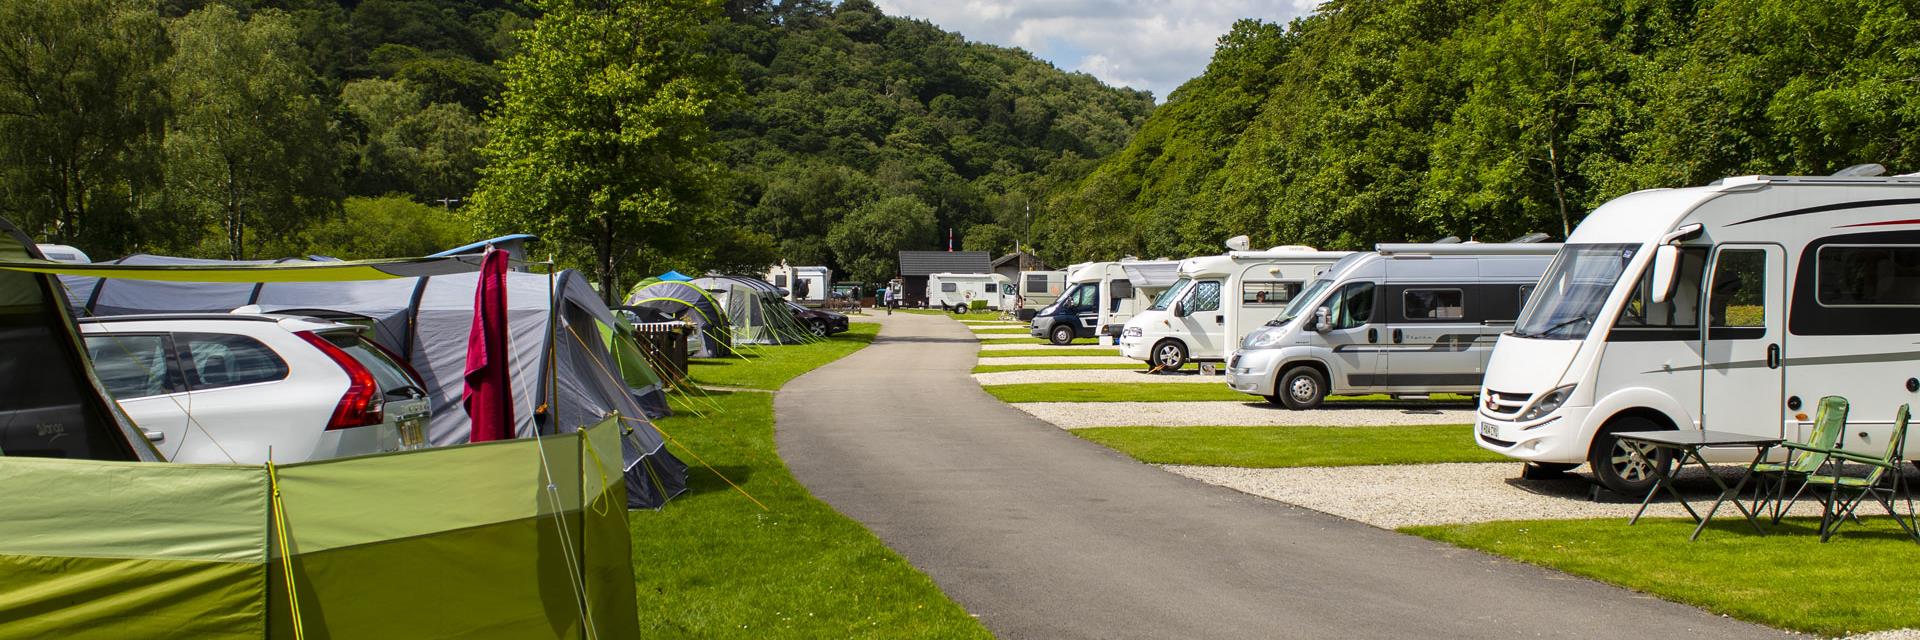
[0, 256, 484, 282]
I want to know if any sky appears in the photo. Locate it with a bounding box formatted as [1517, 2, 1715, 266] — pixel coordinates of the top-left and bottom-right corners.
[870, 1, 1322, 101]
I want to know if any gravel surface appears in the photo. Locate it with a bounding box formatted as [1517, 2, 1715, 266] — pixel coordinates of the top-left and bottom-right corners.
[1846, 630, 1920, 640]
[1014, 401, 1475, 428]
[1163, 462, 1750, 529]
[979, 343, 1119, 352]
[973, 370, 1227, 385]
[972, 356, 1140, 366]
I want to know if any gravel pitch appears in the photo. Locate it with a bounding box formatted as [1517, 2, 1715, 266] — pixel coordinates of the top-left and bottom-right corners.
[972, 356, 1139, 366]
[1013, 401, 1475, 428]
[979, 343, 1119, 352]
[973, 370, 1226, 385]
[1163, 462, 1745, 529]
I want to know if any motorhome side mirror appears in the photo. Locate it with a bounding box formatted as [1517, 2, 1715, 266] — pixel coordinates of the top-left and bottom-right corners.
[1313, 307, 1331, 332]
[1173, 301, 1189, 317]
[1650, 244, 1679, 304]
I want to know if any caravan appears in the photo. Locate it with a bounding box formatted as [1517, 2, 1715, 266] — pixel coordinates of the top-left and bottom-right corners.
[927, 272, 1012, 314]
[1225, 243, 1557, 409]
[1015, 270, 1067, 311]
[1477, 174, 1920, 494]
[1119, 247, 1350, 370]
[766, 263, 832, 307]
[1028, 260, 1180, 345]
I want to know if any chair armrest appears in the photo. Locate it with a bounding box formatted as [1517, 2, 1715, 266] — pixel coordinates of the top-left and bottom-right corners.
[1781, 442, 1840, 455]
[1828, 450, 1896, 468]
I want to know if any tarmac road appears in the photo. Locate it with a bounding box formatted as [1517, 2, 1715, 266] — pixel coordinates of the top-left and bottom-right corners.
[775, 313, 1785, 639]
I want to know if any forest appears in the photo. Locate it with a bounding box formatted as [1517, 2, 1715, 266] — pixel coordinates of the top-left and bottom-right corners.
[5, 0, 1919, 290]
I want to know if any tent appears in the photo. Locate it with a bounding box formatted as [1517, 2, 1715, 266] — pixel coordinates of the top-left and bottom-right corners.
[657, 270, 692, 281]
[63, 255, 687, 509]
[625, 279, 733, 358]
[0, 219, 640, 638]
[695, 275, 813, 346]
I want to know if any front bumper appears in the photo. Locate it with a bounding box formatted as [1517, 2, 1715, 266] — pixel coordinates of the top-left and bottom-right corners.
[1225, 349, 1282, 396]
[1472, 405, 1592, 464]
[1119, 336, 1150, 361]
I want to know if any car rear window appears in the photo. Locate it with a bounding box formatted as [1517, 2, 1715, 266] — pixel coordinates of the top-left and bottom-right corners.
[321, 332, 417, 396]
[177, 333, 288, 390]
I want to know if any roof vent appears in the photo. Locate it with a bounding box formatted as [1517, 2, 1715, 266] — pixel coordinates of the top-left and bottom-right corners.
[1833, 163, 1887, 177]
[1433, 236, 1462, 244]
[1225, 235, 1251, 251]
[1509, 232, 1551, 244]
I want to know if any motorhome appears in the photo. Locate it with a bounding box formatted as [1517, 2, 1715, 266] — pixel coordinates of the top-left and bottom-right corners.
[1015, 270, 1067, 311]
[927, 272, 1012, 313]
[1028, 259, 1180, 345]
[1476, 174, 1920, 495]
[1119, 247, 1350, 369]
[1225, 243, 1558, 409]
[766, 263, 832, 307]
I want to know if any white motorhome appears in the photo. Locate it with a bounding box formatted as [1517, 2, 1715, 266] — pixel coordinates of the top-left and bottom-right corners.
[1028, 259, 1181, 345]
[1477, 174, 1920, 494]
[1225, 243, 1558, 409]
[1119, 247, 1350, 369]
[1015, 270, 1067, 310]
[927, 272, 1012, 314]
[765, 263, 832, 307]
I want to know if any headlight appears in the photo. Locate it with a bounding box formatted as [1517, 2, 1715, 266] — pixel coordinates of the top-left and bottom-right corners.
[1519, 385, 1575, 423]
[1122, 326, 1143, 338]
[1242, 327, 1286, 350]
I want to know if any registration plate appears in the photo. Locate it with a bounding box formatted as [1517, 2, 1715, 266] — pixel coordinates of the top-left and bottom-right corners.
[1477, 421, 1499, 439]
[397, 416, 428, 450]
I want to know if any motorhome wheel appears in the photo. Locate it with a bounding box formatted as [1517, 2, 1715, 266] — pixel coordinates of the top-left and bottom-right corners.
[1153, 340, 1187, 370]
[1049, 324, 1075, 345]
[1588, 417, 1672, 496]
[1270, 365, 1327, 410]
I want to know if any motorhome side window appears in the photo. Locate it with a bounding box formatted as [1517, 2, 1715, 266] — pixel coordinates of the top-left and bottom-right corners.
[1242, 282, 1301, 306]
[1324, 282, 1375, 330]
[1189, 281, 1223, 312]
[1065, 284, 1098, 309]
[1402, 289, 1464, 320]
[985, 283, 997, 293]
[941, 283, 957, 293]
[1025, 275, 1047, 294]
[1816, 245, 1920, 307]
[1708, 249, 1767, 337]
[1614, 247, 1706, 333]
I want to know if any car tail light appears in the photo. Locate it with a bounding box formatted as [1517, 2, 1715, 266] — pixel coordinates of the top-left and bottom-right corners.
[296, 331, 383, 430]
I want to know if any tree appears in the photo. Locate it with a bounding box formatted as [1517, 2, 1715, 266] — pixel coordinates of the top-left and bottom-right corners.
[0, 0, 168, 253]
[827, 195, 933, 282]
[470, 0, 734, 300]
[267, 195, 472, 259]
[165, 5, 341, 259]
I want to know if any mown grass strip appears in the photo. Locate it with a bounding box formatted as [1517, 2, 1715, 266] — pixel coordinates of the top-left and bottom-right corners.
[980, 336, 1098, 345]
[1404, 518, 1920, 636]
[984, 382, 1474, 403]
[969, 328, 1030, 335]
[639, 324, 990, 638]
[977, 348, 1124, 358]
[971, 363, 1142, 373]
[1074, 424, 1498, 467]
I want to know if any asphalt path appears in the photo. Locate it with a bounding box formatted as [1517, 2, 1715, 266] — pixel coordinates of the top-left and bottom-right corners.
[775, 313, 1784, 639]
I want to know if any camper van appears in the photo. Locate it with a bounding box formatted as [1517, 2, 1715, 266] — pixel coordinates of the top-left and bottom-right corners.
[1015, 270, 1067, 310]
[1119, 247, 1350, 369]
[1029, 260, 1180, 345]
[766, 263, 832, 307]
[1476, 174, 1920, 494]
[1225, 244, 1558, 409]
[927, 272, 1012, 313]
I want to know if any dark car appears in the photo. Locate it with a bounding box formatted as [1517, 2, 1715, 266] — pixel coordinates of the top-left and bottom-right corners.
[787, 301, 849, 336]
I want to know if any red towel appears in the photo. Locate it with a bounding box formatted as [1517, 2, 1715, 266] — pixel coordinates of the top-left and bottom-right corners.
[463, 247, 513, 442]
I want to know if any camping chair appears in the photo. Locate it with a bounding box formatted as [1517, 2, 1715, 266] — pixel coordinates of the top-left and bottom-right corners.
[1748, 396, 1847, 523]
[1794, 404, 1918, 543]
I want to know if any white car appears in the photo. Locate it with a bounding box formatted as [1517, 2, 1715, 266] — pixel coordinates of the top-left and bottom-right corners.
[79, 314, 430, 464]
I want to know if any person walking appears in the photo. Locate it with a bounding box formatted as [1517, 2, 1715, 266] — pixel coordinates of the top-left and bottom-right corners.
[886, 278, 904, 315]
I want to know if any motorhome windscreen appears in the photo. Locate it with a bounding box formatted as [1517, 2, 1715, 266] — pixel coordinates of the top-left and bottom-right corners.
[1512, 244, 1638, 340]
[1270, 279, 1332, 326]
[1148, 278, 1191, 311]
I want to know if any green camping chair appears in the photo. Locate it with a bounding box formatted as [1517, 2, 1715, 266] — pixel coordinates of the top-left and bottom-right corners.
[1749, 396, 1848, 523]
[1792, 404, 1918, 543]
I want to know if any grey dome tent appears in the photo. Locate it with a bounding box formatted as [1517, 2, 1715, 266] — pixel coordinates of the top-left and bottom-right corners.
[626, 279, 733, 358]
[695, 275, 813, 346]
[63, 255, 686, 508]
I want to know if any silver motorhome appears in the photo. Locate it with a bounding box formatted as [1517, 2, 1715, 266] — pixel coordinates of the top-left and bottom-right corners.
[1227, 243, 1557, 409]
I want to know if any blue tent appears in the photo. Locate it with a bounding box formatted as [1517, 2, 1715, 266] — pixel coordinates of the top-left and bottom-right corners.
[657, 270, 693, 281]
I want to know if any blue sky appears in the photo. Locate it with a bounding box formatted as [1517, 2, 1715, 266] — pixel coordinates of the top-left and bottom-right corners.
[871, 1, 1323, 101]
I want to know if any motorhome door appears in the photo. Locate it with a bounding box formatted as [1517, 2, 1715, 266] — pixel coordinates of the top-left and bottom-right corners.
[1700, 244, 1786, 435]
[1062, 283, 1100, 331]
[1319, 281, 1383, 392]
[1178, 280, 1225, 356]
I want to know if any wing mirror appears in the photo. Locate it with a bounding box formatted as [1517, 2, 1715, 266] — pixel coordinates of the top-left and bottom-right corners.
[1650, 244, 1679, 304]
[1313, 307, 1331, 332]
[1173, 300, 1189, 317]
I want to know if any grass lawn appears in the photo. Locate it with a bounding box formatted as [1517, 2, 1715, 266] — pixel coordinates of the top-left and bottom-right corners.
[984, 382, 1474, 403]
[1075, 424, 1499, 467]
[969, 328, 1030, 335]
[971, 363, 1142, 373]
[684, 323, 878, 390]
[1405, 517, 1920, 636]
[978, 336, 1064, 345]
[977, 348, 1123, 358]
[635, 325, 990, 638]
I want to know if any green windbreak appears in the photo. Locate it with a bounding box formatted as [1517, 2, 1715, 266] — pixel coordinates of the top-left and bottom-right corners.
[597, 321, 664, 388]
[0, 256, 482, 282]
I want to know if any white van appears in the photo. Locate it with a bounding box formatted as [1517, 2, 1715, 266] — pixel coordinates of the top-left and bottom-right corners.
[1226, 244, 1557, 409]
[1119, 247, 1350, 369]
[1476, 174, 1920, 494]
[927, 272, 1011, 314]
[765, 263, 832, 307]
[1028, 260, 1180, 345]
[1015, 270, 1066, 310]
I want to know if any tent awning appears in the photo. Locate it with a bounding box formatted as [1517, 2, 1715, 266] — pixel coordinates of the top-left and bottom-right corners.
[0, 255, 483, 282]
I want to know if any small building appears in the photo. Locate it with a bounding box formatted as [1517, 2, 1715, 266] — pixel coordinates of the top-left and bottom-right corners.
[896, 250, 991, 306]
[990, 250, 1047, 282]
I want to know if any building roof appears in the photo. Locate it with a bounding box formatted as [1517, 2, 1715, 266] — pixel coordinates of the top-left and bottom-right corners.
[898, 251, 990, 276]
[989, 250, 1046, 270]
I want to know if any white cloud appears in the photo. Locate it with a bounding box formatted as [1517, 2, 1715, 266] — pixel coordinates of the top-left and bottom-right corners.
[872, 0, 1321, 101]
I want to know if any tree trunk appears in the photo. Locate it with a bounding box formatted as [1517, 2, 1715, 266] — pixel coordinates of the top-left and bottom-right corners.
[598, 215, 617, 305]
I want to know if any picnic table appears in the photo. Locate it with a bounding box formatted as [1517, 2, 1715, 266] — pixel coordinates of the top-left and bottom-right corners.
[1615, 430, 1785, 541]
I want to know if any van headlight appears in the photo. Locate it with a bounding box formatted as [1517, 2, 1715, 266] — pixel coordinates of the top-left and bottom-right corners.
[1122, 327, 1142, 338]
[1242, 327, 1285, 350]
[1519, 385, 1575, 423]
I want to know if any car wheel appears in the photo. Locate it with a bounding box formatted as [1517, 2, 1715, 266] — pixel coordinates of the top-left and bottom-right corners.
[809, 320, 828, 337]
[1271, 365, 1327, 410]
[951, 304, 967, 315]
[1519, 462, 1579, 480]
[1049, 324, 1075, 346]
[1152, 340, 1187, 370]
[1588, 416, 1673, 496]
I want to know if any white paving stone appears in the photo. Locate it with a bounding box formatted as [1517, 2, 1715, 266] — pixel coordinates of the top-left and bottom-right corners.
[972, 356, 1140, 366]
[1012, 401, 1475, 428]
[973, 370, 1225, 385]
[979, 343, 1120, 352]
